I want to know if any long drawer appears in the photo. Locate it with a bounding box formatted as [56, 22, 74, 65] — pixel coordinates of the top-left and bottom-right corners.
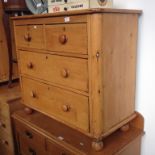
[19, 51, 88, 92]
[21, 77, 89, 132]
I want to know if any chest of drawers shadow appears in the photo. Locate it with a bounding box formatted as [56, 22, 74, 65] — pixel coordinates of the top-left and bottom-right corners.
[12, 9, 141, 150]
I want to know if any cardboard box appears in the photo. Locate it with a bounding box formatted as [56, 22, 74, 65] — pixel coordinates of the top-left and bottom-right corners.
[48, 0, 113, 13]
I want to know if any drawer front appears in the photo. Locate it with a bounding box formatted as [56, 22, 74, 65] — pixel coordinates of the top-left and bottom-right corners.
[0, 145, 13, 155]
[0, 103, 9, 119]
[45, 23, 88, 54]
[15, 120, 45, 151]
[46, 139, 74, 155]
[21, 77, 89, 132]
[0, 117, 12, 135]
[0, 130, 14, 153]
[15, 25, 28, 48]
[19, 136, 45, 155]
[19, 51, 88, 92]
[15, 25, 44, 49]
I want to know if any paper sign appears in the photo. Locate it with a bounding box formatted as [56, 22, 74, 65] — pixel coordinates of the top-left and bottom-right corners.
[64, 17, 70, 22]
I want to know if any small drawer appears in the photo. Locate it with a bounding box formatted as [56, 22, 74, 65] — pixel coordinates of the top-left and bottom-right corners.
[19, 51, 88, 92]
[15, 120, 45, 150]
[0, 117, 12, 135]
[21, 77, 89, 132]
[15, 25, 44, 49]
[0, 130, 14, 153]
[0, 141, 13, 155]
[45, 23, 88, 54]
[46, 139, 74, 155]
[19, 135, 45, 155]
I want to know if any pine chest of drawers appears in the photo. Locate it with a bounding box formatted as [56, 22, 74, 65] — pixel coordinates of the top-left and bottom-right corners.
[12, 9, 141, 150]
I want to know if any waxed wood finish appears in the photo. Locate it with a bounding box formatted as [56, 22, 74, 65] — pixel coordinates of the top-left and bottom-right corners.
[46, 139, 74, 155]
[15, 25, 44, 49]
[0, 83, 22, 155]
[18, 51, 88, 92]
[101, 14, 138, 132]
[21, 77, 89, 132]
[13, 9, 141, 141]
[15, 120, 46, 155]
[12, 110, 144, 155]
[88, 13, 139, 137]
[45, 23, 88, 54]
[0, 1, 18, 83]
[0, 1, 9, 82]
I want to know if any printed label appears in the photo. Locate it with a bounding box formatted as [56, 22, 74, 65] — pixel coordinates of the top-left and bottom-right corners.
[37, 3, 42, 8]
[64, 17, 70, 22]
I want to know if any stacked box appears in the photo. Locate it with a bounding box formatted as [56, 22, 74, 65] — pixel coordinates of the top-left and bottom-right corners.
[48, 0, 113, 13]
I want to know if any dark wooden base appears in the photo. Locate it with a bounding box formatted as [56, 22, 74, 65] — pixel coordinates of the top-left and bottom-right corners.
[12, 110, 144, 155]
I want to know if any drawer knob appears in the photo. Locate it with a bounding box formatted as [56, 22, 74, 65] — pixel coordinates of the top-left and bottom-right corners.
[61, 69, 69, 78]
[24, 33, 32, 42]
[1, 140, 8, 146]
[25, 131, 33, 139]
[59, 34, 68, 44]
[62, 105, 70, 112]
[27, 62, 34, 69]
[28, 148, 36, 155]
[30, 91, 37, 98]
[0, 121, 6, 128]
[24, 107, 34, 115]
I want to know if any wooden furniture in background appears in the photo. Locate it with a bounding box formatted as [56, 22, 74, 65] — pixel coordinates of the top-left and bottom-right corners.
[0, 1, 18, 83]
[0, 1, 9, 82]
[12, 9, 141, 150]
[12, 109, 144, 155]
[0, 83, 22, 155]
[2, 0, 27, 12]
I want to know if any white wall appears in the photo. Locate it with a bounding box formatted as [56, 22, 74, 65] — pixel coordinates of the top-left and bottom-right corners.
[114, 0, 155, 155]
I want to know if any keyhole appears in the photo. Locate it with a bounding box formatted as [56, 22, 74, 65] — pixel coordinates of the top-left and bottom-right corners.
[63, 27, 66, 31]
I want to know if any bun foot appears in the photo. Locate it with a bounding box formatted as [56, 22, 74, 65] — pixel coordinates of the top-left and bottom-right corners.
[120, 124, 130, 132]
[24, 107, 33, 115]
[92, 140, 104, 151]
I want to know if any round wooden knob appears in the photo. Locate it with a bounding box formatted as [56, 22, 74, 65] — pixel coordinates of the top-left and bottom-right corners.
[61, 69, 69, 78]
[24, 33, 31, 42]
[30, 91, 36, 98]
[24, 107, 33, 115]
[1, 140, 8, 146]
[59, 34, 68, 44]
[62, 105, 70, 112]
[0, 121, 5, 128]
[27, 62, 33, 69]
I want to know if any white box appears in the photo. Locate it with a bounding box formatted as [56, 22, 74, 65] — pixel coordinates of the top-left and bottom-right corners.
[48, 0, 87, 6]
[48, 0, 113, 13]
